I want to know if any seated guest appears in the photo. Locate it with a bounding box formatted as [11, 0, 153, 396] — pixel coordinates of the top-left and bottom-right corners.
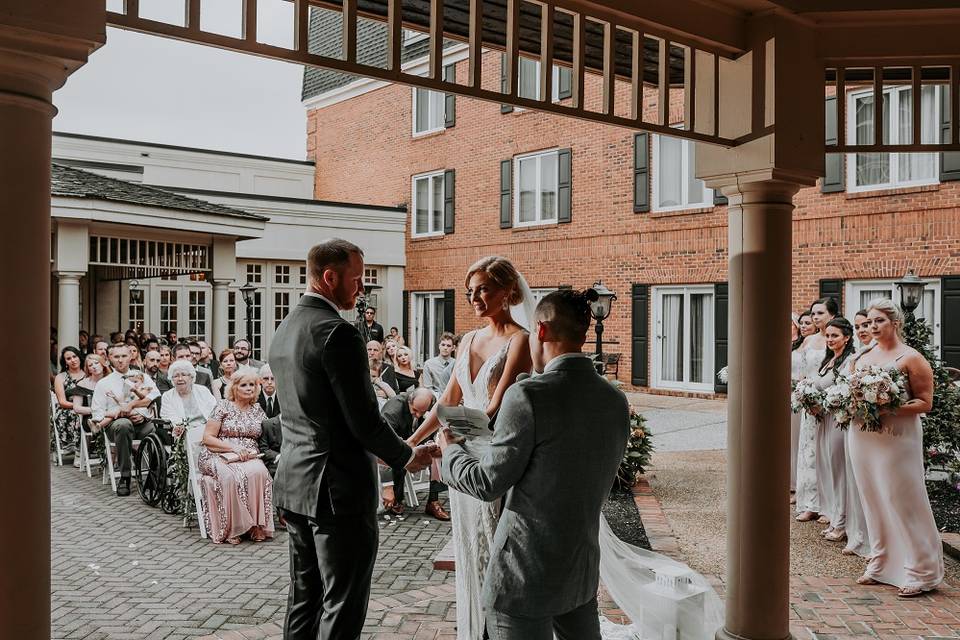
[160, 360, 218, 432]
[72, 354, 106, 416]
[140, 333, 159, 354]
[212, 349, 238, 399]
[78, 330, 90, 357]
[52, 346, 86, 457]
[164, 330, 178, 346]
[173, 343, 213, 392]
[369, 357, 396, 406]
[231, 338, 263, 369]
[127, 344, 143, 371]
[367, 340, 399, 392]
[158, 345, 172, 376]
[393, 346, 419, 393]
[93, 340, 109, 361]
[257, 364, 281, 418]
[420, 332, 456, 396]
[92, 343, 160, 496]
[388, 326, 400, 342]
[258, 413, 282, 477]
[198, 341, 219, 378]
[143, 350, 172, 395]
[198, 369, 274, 544]
[380, 388, 449, 520]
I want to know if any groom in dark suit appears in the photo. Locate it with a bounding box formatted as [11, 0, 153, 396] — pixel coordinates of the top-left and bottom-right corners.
[438, 289, 629, 640]
[270, 238, 438, 640]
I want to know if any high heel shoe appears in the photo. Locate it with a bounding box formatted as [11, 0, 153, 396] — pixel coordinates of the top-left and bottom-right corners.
[795, 511, 818, 522]
[824, 528, 846, 542]
[817, 515, 831, 525]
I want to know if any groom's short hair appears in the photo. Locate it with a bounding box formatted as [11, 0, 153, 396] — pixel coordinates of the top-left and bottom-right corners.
[535, 289, 597, 344]
[308, 238, 363, 284]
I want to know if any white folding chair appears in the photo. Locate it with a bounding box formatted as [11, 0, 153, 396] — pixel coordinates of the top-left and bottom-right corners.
[50, 392, 64, 467]
[101, 423, 145, 492]
[79, 417, 102, 478]
[184, 425, 208, 539]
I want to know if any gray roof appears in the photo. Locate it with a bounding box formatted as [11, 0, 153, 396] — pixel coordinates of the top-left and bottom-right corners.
[51, 163, 267, 221]
[302, 8, 459, 101]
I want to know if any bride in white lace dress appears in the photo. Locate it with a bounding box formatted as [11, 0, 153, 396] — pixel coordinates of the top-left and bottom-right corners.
[409, 256, 724, 639]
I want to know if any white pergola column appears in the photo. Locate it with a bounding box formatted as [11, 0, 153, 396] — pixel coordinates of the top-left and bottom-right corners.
[55, 272, 85, 350]
[211, 280, 231, 352]
[0, 3, 103, 638]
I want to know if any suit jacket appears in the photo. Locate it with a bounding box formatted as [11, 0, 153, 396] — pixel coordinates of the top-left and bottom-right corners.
[152, 371, 173, 395]
[379, 392, 415, 440]
[379, 362, 399, 393]
[442, 354, 629, 617]
[270, 295, 413, 519]
[194, 370, 214, 393]
[258, 415, 283, 475]
[258, 391, 281, 418]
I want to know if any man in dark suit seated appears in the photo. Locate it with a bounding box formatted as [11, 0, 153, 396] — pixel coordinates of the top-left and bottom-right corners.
[172, 343, 213, 392]
[257, 364, 281, 418]
[380, 388, 449, 520]
[259, 414, 282, 476]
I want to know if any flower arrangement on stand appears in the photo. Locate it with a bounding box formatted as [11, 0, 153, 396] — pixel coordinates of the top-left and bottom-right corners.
[846, 365, 909, 432]
[615, 407, 654, 491]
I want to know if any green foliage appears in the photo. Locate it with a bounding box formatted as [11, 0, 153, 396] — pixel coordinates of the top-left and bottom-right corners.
[902, 314, 960, 472]
[614, 408, 654, 491]
[167, 426, 192, 517]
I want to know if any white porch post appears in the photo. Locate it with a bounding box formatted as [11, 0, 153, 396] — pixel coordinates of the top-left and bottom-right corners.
[55, 272, 84, 349]
[211, 280, 231, 352]
[0, 3, 103, 638]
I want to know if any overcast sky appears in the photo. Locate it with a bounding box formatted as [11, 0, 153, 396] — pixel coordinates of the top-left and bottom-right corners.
[54, 3, 307, 160]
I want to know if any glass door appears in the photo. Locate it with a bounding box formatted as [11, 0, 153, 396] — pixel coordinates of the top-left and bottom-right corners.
[653, 286, 715, 391]
[413, 292, 445, 366]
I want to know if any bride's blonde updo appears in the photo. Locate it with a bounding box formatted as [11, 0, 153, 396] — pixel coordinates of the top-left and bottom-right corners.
[464, 256, 524, 306]
[866, 298, 905, 338]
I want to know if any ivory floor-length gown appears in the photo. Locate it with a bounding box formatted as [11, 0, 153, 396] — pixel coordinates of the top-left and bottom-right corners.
[811, 365, 848, 532]
[795, 347, 823, 515]
[449, 331, 514, 640]
[847, 356, 944, 590]
[790, 348, 804, 492]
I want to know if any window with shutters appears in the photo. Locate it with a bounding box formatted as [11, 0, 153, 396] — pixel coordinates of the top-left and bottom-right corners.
[517, 59, 564, 103]
[652, 285, 715, 392]
[411, 171, 445, 237]
[844, 279, 941, 350]
[652, 134, 712, 212]
[412, 291, 447, 365]
[846, 86, 940, 192]
[412, 87, 446, 136]
[514, 150, 559, 227]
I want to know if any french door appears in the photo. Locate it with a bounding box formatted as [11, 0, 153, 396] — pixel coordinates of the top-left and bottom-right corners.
[653, 286, 715, 392]
[413, 292, 447, 365]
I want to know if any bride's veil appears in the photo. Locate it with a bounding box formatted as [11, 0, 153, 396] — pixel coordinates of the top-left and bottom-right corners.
[511, 269, 724, 638]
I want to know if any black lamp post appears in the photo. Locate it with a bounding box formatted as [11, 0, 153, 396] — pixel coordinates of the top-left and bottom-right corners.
[896, 269, 926, 320]
[588, 281, 617, 372]
[239, 280, 257, 349]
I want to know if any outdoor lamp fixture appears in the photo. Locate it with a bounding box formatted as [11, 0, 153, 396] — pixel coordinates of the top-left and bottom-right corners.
[588, 281, 617, 372]
[239, 280, 257, 345]
[896, 269, 926, 317]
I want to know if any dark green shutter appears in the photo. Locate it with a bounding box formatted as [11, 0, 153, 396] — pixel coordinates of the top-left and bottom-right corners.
[557, 66, 572, 100]
[819, 279, 843, 310]
[443, 169, 455, 234]
[443, 289, 455, 334]
[940, 87, 960, 182]
[444, 64, 456, 128]
[500, 159, 513, 228]
[714, 283, 728, 394]
[823, 96, 845, 193]
[633, 132, 650, 213]
[943, 276, 960, 369]
[557, 148, 572, 224]
[500, 54, 513, 113]
[402, 290, 409, 345]
[631, 284, 649, 386]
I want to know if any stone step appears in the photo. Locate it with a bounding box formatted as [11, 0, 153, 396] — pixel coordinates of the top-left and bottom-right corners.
[433, 536, 455, 571]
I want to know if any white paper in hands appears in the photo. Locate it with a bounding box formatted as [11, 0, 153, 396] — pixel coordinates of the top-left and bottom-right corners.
[436, 405, 491, 443]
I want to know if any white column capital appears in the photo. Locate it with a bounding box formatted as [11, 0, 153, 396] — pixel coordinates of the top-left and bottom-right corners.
[210, 279, 233, 288]
[697, 135, 820, 198]
[53, 270, 85, 282]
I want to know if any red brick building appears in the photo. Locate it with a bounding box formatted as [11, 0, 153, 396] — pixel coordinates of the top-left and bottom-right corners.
[302, 22, 960, 396]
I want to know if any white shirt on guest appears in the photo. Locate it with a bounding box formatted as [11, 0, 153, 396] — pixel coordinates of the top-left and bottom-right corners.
[91, 370, 161, 423]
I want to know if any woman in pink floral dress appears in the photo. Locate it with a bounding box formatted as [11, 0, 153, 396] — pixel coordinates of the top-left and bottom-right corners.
[199, 368, 274, 544]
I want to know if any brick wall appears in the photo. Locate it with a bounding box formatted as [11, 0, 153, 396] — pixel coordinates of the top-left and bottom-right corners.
[306, 51, 960, 393]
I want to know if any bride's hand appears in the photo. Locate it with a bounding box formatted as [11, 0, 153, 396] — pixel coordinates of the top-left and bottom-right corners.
[405, 436, 418, 448]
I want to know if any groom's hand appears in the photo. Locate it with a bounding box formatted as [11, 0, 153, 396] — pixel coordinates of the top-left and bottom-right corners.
[404, 443, 439, 472]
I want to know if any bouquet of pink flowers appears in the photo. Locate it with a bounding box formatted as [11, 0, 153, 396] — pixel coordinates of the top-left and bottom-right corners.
[822, 376, 853, 429]
[791, 379, 825, 415]
[847, 365, 909, 432]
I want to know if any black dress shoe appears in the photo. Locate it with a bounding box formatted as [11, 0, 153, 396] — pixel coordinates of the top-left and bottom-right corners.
[117, 478, 131, 497]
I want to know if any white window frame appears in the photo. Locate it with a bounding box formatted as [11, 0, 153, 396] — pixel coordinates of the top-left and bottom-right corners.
[844, 278, 942, 352]
[530, 287, 558, 305]
[513, 149, 560, 228]
[651, 133, 713, 213]
[651, 285, 715, 393]
[403, 29, 428, 45]
[187, 289, 207, 340]
[411, 170, 446, 238]
[845, 85, 941, 193]
[126, 286, 146, 332]
[516, 59, 562, 104]
[411, 85, 446, 137]
[412, 291, 446, 365]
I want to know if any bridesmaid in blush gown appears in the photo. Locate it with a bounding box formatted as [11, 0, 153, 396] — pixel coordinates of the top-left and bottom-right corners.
[407, 256, 532, 640]
[842, 310, 875, 557]
[847, 299, 943, 597]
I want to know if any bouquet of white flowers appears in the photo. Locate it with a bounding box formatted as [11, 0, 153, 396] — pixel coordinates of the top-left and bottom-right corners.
[791, 378, 825, 415]
[847, 365, 909, 432]
[822, 376, 853, 429]
[716, 366, 728, 384]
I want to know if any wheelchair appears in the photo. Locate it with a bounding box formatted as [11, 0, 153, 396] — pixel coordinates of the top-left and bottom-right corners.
[134, 418, 182, 514]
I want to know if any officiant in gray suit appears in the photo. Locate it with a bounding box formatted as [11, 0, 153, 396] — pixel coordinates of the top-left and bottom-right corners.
[438, 289, 629, 640]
